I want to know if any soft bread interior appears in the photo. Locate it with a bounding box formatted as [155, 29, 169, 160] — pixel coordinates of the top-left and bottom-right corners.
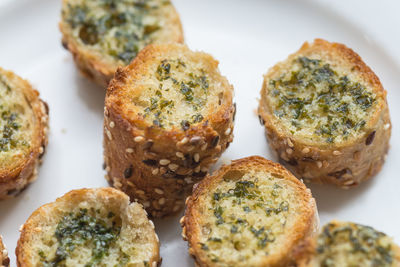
[131, 49, 227, 130]
[307, 222, 397, 267]
[265, 50, 379, 144]
[0, 72, 35, 169]
[62, 0, 180, 66]
[195, 169, 307, 265]
[23, 189, 157, 267]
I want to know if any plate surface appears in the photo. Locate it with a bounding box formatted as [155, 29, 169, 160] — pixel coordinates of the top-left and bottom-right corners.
[0, 0, 399, 266]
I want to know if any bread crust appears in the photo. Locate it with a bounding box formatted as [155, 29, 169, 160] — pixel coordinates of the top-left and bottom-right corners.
[294, 220, 400, 267]
[258, 39, 391, 187]
[59, 0, 184, 87]
[0, 68, 49, 200]
[181, 156, 318, 267]
[16, 187, 160, 267]
[104, 44, 235, 217]
[0, 236, 9, 267]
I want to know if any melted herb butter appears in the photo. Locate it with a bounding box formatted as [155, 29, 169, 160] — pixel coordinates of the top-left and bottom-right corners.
[0, 78, 28, 152]
[268, 57, 376, 143]
[38, 208, 128, 267]
[200, 175, 290, 263]
[64, 0, 171, 64]
[142, 58, 209, 129]
[316, 223, 394, 267]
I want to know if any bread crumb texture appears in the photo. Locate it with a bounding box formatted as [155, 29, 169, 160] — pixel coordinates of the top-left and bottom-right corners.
[62, 0, 180, 66]
[304, 221, 400, 267]
[199, 171, 294, 263]
[184, 156, 317, 267]
[104, 43, 234, 217]
[266, 53, 378, 144]
[258, 39, 391, 186]
[0, 72, 34, 167]
[111, 44, 228, 130]
[16, 188, 159, 267]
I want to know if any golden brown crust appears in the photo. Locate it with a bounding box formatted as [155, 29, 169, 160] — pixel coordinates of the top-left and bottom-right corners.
[0, 68, 49, 200]
[181, 156, 318, 267]
[104, 44, 235, 217]
[16, 188, 160, 267]
[0, 236, 10, 267]
[59, 0, 184, 87]
[258, 39, 391, 187]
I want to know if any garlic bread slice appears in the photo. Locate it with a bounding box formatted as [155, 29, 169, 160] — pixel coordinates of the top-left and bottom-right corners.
[16, 188, 160, 267]
[258, 39, 391, 187]
[181, 156, 318, 267]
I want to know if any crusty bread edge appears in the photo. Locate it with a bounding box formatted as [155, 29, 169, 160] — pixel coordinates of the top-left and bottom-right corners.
[0, 235, 10, 267]
[259, 38, 388, 149]
[258, 39, 391, 186]
[0, 68, 49, 200]
[181, 156, 318, 267]
[59, 0, 185, 87]
[16, 188, 160, 267]
[104, 43, 235, 217]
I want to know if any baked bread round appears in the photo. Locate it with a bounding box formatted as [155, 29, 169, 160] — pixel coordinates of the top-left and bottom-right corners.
[295, 221, 400, 267]
[0, 235, 9, 267]
[16, 187, 160, 267]
[258, 39, 391, 188]
[181, 156, 318, 267]
[0, 68, 49, 200]
[104, 43, 235, 217]
[60, 0, 184, 87]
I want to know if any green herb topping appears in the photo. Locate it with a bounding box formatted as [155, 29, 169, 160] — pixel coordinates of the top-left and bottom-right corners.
[316, 222, 394, 267]
[64, 0, 171, 64]
[39, 208, 127, 267]
[0, 78, 29, 152]
[268, 57, 376, 143]
[0, 111, 25, 152]
[200, 174, 291, 263]
[142, 58, 209, 129]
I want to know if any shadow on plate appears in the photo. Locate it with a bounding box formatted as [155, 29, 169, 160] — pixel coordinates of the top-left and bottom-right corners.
[74, 70, 106, 116]
[0, 189, 30, 225]
[260, 137, 375, 213]
[307, 176, 375, 213]
[153, 211, 194, 266]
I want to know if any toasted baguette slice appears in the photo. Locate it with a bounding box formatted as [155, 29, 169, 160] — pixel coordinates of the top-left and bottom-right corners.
[181, 156, 318, 267]
[0, 68, 48, 200]
[258, 39, 391, 187]
[16, 188, 160, 267]
[60, 0, 184, 87]
[104, 44, 235, 217]
[0, 235, 9, 267]
[295, 221, 400, 267]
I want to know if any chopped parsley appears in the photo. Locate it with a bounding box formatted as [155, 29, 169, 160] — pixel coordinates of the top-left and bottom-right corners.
[316, 222, 394, 267]
[269, 57, 376, 143]
[201, 176, 290, 259]
[143, 58, 209, 129]
[64, 0, 170, 64]
[0, 78, 30, 152]
[38, 208, 126, 266]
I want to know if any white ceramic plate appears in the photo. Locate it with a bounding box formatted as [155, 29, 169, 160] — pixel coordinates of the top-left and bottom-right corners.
[1, 0, 399, 266]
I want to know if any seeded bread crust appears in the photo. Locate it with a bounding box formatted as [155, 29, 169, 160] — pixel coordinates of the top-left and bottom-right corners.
[258, 39, 391, 187]
[181, 156, 318, 267]
[0, 236, 10, 267]
[294, 221, 400, 267]
[59, 0, 184, 87]
[16, 187, 160, 267]
[0, 68, 49, 200]
[104, 43, 235, 217]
